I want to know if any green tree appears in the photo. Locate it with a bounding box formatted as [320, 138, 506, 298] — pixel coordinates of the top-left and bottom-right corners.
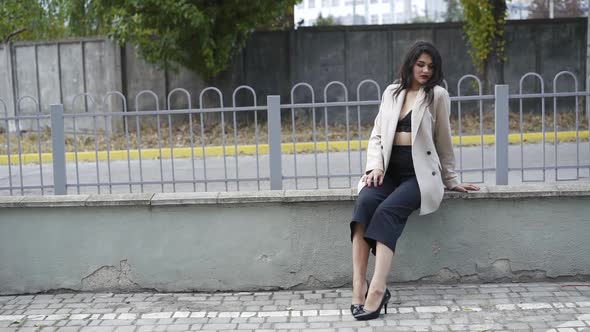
[1, 0, 300, 79]
[0, 0, 65, 42]
[460, 0, 507, 90]
[101, 0, 301, 79]
[314, 13, 338, 26]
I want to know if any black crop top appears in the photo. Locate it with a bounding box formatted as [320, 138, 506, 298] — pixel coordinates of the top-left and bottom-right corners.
[396, 110, 412, 132]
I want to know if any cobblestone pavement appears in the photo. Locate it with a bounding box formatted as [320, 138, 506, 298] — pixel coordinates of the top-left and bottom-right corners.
[1, 282, 590, 331]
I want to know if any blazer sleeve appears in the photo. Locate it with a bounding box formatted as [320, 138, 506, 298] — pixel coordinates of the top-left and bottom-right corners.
[433, 88, 460, 189]
[364, 91, 386, 174]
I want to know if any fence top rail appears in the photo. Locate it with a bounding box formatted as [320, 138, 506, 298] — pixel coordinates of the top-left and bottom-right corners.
[60, 106, 269, 118]
[510, 91, 590, 99]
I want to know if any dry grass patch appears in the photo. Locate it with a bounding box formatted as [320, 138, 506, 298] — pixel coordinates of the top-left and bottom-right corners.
[1, 111, 588, 154]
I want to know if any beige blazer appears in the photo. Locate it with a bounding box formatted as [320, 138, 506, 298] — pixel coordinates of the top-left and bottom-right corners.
[357, 83, 460, 216]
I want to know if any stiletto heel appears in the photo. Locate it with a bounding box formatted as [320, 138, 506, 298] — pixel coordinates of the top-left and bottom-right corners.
[353, 288, 391, 320]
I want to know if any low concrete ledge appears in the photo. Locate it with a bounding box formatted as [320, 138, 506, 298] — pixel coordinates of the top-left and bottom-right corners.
[1, 183, 589, 208]
[1, 183, 589, 295]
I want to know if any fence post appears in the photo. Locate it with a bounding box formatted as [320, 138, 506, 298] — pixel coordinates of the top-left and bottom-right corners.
[494, 85, 509, 185]
[50, 104, 67, 195]
[267, 95, 282, 190]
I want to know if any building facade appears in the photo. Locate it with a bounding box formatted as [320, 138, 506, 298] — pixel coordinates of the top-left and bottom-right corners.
[294, 0, 541, 26]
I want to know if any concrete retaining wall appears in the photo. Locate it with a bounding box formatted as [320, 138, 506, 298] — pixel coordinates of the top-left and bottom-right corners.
[1, 183, 589, 295]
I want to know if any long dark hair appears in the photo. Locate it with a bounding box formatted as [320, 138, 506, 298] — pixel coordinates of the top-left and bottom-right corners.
[392, 41, 444, 107]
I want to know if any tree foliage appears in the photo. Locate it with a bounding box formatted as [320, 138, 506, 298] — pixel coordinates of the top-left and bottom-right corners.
[101, 0, 300, 79]
[0, 0, 63, 42]
[460, 0, 507, 75]
[528, 0, 587, 18]
[314, 14, 338, 26]
[1, 0, 301, 79]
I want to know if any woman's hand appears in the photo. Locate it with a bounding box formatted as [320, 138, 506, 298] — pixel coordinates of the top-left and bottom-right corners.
[452, 183, 480, 192]
[364, 169, 384, 187]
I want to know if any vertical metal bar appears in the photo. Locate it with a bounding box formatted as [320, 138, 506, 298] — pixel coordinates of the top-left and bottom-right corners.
[541, 91, 546, 182]
[124, 110, 133, 192]
[233, 111, 239, 191]
[167, 111, 176, 192]
[346, 103, 351, 188]
[156, 109, 164, 192]
[357, 103, 362, 180]
[291, 104, 298, 189]
[50, 104, 66, 195]
[36, 104, 44, 194]
[268, 95, 282, 190]
[457, 98, 464, 182]
[313, 107, 318, 189]
[200, 112, 208, 191]
[34, 45, 44, 193]
[2, 101, 13, 195]
[105, 112, 113, 194]
[72, 112, 80, 194]
[93, 104, 101, 194]
[495, 85, 509, 185]
[574, 91, 580, 180]
[15, 112, 24, 195]
[519, 90, 524, 181]
[135, 110, 144, 192]
[189, 111, 196, 192]
[553, 87, 558, 181]
[254, 110, 260, 190]
[221, 111, 228, 191]
[324, 103, 330, 188]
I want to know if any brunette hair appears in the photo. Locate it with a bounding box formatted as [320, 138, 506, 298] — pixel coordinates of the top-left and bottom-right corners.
[392, 41, 444, 106]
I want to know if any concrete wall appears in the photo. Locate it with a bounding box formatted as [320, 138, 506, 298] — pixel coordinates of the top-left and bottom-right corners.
[0, 18, 586, 130]
[0, 183, 589, 295]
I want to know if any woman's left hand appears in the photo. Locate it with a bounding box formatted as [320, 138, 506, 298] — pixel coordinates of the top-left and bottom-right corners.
[452, 183, 480, 192]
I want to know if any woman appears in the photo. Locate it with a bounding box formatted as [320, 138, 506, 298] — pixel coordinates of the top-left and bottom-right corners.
[350, 41, 480, 320]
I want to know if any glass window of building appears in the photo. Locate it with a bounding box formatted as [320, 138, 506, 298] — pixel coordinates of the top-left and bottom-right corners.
[371, 14, 379, 23]
[322, 0, 330, 7]
[332, 0, 340, 6]
[382, 13, 391, 23]
[309, 0, 315, 8]
[371, 0, 378, 3]
[345, 0, 354, 5]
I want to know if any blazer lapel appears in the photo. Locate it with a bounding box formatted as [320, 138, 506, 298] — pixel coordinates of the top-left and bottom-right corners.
[411, 87, 426, 144]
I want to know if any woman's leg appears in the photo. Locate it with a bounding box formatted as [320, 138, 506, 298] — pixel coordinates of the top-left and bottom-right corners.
[362, 176, 421, 312]
[351, 223, 370, 305]
[364, 242, 393, 310]
[350, 180, 394, 305]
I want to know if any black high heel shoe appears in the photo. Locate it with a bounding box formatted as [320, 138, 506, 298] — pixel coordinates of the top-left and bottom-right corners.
[349, 280, 370, 315]
[353, 288, 391, 320]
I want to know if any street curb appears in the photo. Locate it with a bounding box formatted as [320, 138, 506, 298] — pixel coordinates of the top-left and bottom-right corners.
[0, 130, 588, 165]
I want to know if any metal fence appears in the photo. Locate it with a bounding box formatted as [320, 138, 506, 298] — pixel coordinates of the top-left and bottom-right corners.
[1, 72, 589, 196]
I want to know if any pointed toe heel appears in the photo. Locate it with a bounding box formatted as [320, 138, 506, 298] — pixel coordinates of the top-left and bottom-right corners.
[354, 288, 391, 321]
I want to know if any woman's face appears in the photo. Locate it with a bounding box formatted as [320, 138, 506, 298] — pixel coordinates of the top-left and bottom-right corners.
[412, 52, 434, 86]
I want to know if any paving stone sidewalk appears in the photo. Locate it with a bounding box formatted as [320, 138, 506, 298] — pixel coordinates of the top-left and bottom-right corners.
[1, 281, 590, 332]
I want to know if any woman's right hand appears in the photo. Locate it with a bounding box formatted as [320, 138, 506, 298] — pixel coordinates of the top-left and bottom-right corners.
[364, 169, 384, 187]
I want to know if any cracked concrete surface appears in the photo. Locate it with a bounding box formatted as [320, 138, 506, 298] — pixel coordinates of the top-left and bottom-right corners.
[81, 260, 142, 292]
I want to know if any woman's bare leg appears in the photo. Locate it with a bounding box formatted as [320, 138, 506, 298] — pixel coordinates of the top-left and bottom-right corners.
[364, 241, 394, 311]
[351, 223, 370, 304]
